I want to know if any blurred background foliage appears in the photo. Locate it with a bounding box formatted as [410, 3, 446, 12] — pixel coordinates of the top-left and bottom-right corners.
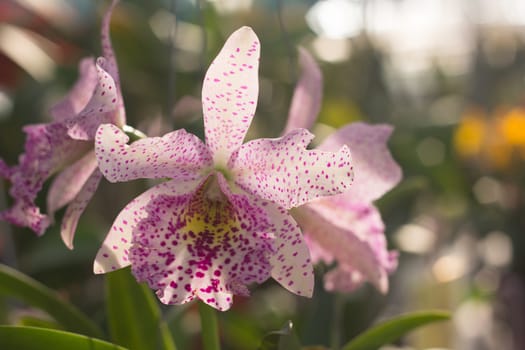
[1, 0, 525, 349]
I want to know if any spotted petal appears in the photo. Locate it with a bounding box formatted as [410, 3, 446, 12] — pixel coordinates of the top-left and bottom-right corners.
[50, 57, 98, 122]
[295, 200, 398, 293]
[66, 59, 122, 140]
[95, 124, 212, 183]
[100, 0, 126, 126]
[47, 151, 98, 218]
[0, 199, 51, 236]
[1, 157, 49, 236]
[130, 174, 274, 311]
[0, 123, 90, 234]
[93, 178, 204, 274]
[218, 174, 313, 297]
[63, 0, 124, 140]
[202, 26, 260, 166]
[266, 203, 314, 297]
[230, 128, 353, 209]
[283, 48, 323, 134]
[318, 122, 401, 203]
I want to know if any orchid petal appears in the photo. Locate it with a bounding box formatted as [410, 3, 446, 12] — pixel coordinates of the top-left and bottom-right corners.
[50, 58, 98, 122]
[0, 123, 90, 234]
[100, 0, 126, 126]
[172, 95, 202, 122]
[95, 124, 212, 183]
[295, 200, 397, 293]
[65, 59, 121, 140]
[264, 203, 314, 297]
[230, 128, 353, 209]
[0, 200, 51, 236]
[93, 178, 204, 274]
[61, 169, 103, 249]
[318, 122, 401, 203]
[283, 48, 323, 134]
[202, 26, 260, 165]
[130, 175, 274, 311]
[47, 151, 98, 218]
[323, 265, 375, 293]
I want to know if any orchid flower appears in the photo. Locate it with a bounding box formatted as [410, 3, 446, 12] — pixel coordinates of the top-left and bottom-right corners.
[284, 49, 402, 294]
[0, 0, 125, 249]
[93, 27, 354, 311]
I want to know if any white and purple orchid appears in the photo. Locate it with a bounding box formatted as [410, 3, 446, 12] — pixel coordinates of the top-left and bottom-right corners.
[0, 0, 125, 248]
[285, 49, 402, 294]
[93, 27, 354, 311]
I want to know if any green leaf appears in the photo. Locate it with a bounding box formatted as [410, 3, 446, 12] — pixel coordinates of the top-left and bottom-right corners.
[0, 264, 103, 338]
[258, 320, 302, 350]
[0, 326, 127, 350]
[105, 267, 176, 350]
[17, 315, 63, 330]
[342, 310, 451, 350]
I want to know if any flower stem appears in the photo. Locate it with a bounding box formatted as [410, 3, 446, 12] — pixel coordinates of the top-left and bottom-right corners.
[198, 302, 221, 350]
[330, 294, 344, 350]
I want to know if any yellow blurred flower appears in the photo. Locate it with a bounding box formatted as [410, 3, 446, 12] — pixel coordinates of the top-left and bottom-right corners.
[454, 106, 525, 170]
[499, 107, 525, 146]
[453, 109, 486, 158]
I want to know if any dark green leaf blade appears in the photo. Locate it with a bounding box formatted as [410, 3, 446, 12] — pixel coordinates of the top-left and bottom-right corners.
[0, 264, 103, 338]
[105, 267, 176, 350]
[0, 326, 127, 350]
[342, 310, 451, 350]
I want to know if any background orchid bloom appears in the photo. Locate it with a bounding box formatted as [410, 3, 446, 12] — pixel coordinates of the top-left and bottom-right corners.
[0, 0, 125, 249]
[285, 49, 402, 294]
[93, 26, 354, 311]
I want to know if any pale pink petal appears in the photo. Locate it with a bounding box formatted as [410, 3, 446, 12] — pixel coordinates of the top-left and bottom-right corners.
[230, 128, 353, 209]
[303, 234, 334, 265]
[93, 178, 204, 274]
[0, 123, 90, 234]
[202, 26, 260, 165]
[66, 58, 121, 140]
[130, 174, 274, 311]
[266, 203, 314, 297]
[172, 95, 202, 122]
[60, 169, 102, 249]
[50, 57, 98, 122]
[282, 48, 323, 134]
[295, 200, 397, 293]
[100, 0, 126, 127]
[47, 151, 98, 218]
[318, 122, 401, 203]
[95, 124, 212, 183]
[323, 265, 372, 293]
